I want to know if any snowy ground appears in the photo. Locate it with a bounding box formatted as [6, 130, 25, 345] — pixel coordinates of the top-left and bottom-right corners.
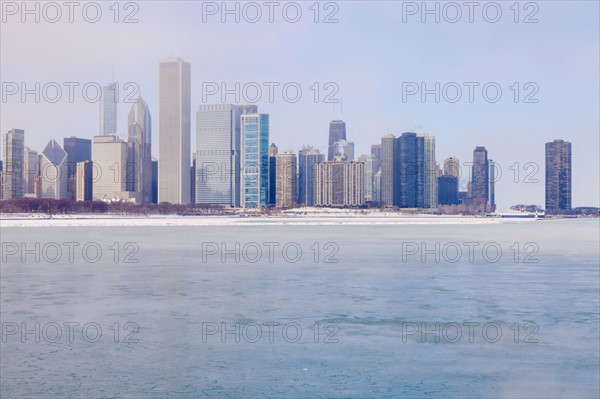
[0, 212, 504, 227]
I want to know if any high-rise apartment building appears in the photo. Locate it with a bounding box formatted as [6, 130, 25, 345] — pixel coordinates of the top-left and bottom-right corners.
[314, 161, 364, 207]
[471, 146, 489, 207]
[298, 146, 324, 206]
[268, 143, 278, 207]
[275, 151, 297, 208]
[158, 57, 191, 204]
[92, 135, 128, 201]
[357, 154, 374, 203]
[419, 133, 437, 208]
[545, 139, 572, 212]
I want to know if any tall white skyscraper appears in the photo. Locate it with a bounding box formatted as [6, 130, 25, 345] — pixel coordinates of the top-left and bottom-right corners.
[158, 58, 191, 204]
[128, 96, 152, 203]
[100, 83, 118, 136]
[196, 104, 241, 207]
[39, 139, 68, 200]
[419, 133, 437, 208]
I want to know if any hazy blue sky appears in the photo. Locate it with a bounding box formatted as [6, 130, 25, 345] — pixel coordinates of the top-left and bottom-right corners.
[2, 1, 598, 209]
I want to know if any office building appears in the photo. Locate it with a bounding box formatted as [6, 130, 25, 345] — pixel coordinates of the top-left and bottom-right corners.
[100, 83, 118, 136]
[240, 113, 269, 208]
[158, 57, 191, 204]
[39, 139, 68, 199]
[23, 147, 38, 195]
[128, 96, 152, 203]
[438, 175, 459, 205]
[195, 104, 240, 207]
[93, 135, 138, 201]
[327, 120, 346, 161]
[63, 136, 92, 200]
[333, 139, 354, 161]
[75, 160, 93, 201]
[2, 129, 25, 199]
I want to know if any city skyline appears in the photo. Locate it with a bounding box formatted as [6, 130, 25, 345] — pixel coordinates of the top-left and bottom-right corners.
[1, 2, 599, 209]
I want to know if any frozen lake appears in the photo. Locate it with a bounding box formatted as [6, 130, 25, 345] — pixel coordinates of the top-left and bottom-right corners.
[1, 218, 599, 398]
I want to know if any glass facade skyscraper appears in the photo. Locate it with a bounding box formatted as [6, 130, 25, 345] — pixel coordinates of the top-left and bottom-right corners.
[399, 132, 424, 208]
[99, 83, 118, 136]
[127, 96, 152, 203]
[545, 139, 571, 212]
[240, 113, 269, 208]
[327, 120, 346, 161]
[63, 136, 92, 200]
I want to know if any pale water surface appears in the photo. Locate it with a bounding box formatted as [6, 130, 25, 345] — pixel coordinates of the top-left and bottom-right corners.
[1, 219, 599, 398]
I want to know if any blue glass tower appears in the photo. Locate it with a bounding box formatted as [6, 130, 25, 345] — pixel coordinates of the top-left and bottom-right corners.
[241, 113, 269, 208]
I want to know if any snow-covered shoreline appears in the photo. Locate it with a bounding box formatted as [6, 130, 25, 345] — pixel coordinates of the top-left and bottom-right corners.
[0, 212, 502, 227]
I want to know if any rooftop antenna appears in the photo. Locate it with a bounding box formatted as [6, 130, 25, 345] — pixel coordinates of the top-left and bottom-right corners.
[111, 65, 115, 83]
[340, 99, 344, 121]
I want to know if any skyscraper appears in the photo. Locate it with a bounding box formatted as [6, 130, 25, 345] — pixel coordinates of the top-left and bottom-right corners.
[357, 154, 374, 203]
[276, 151, 297, 208]
[380, 134, 399, 207]
[419, 133, 437, 208]
[195, 104, 240, 207]
[399, 132, 424, 208]
[99, 83, 118, 136]
[489, 159, 496, 212]
[128, 96, 152, 203]
[298, 146, 324, 206]
[314, 161, 365, 207]
[438, 175, 459, 205]
[39, 139, 68, 199]
[2, 129, 24, 199]
[471, 146, 489, 207]
[268, 143, 278, 207]
[371, 144, 382, 174]
[333, 139, 355, 161]
[63, 136, 92, 200]
[23, 147, 38, 195]
[158, 57, 191, 204]
[92, 135, 128, 201]
[545, 139, 572, 212]
[240, 113, 269, 208]
[443, 156, 460, 178]
[75, 160, 93, 201]
[327, 120, 346, 161]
